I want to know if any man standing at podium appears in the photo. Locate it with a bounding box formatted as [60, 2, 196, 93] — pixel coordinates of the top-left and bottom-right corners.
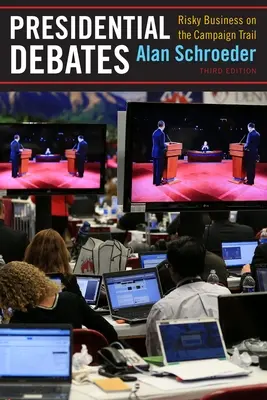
[244, 122, 260, 186]
[75, 135, 88, 178]
[152, 120, 166, 186]
[10, 134, 23, 178]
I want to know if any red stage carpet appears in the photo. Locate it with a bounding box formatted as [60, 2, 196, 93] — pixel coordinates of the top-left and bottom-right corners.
[132, 160, 267, 202]
[0, 161, 100, 190]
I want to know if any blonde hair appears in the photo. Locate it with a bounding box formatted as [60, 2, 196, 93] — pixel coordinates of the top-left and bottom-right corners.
[24, 229, 71, 274]
[0, 262, 59, 314]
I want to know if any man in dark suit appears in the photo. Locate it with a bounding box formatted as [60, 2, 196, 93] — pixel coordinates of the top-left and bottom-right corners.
[10, 134, 23, 178]
[152, 120, 166, 186]
[75, 135, 88, 178]
[204, 211, 255, 257]
[0, 200, 29, 263]
[244, 122, 260, 186]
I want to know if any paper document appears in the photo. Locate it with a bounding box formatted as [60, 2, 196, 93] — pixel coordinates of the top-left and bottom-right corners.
[161, 359, 249, 381]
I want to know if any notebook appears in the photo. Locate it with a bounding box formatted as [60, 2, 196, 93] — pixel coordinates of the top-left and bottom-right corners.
[0, 324, 72, 399]
[221, 240, 258, 272]
[157, 318, 249, 381]
[139, 252, 167, 269]
[103, 267, 163, 323]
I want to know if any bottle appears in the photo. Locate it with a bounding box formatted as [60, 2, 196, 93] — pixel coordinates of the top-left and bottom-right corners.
[242, 275, 255, 293]
[71, 221, 90, 260]
[207, 269, 219, 284]
[0, 255, 5, 266]
[103, 202, 109, 218]
[150, 214, 158, 229]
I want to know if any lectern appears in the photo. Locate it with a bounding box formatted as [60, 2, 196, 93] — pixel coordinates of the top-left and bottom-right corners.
[65, 149, 77, 174]
[163, 142, 183, 182]
[229, 143, 246, 183]
[19, 149, 32, 175]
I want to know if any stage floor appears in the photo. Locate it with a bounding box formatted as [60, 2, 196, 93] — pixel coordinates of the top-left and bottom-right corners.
[132, 160, 267, 202]
[0, 161, 100, 190]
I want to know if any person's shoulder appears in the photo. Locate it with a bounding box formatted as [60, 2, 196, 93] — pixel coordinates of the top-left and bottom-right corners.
[205, 251, 225, 265]
[58, 291, 80, 302]
[203, 282, 230, 295]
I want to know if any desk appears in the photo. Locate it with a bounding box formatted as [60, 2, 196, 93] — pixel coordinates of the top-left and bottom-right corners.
[187, 151, 223, 163]
[104, 315, 146, 339]
[70, 366, 267, 400]
[35, 154, 61, 162]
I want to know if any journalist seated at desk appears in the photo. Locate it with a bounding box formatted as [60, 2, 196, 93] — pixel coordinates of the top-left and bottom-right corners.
[0, 262, 118, 344]
[146, 236, 231, 356]
[24, 228, 82, 297]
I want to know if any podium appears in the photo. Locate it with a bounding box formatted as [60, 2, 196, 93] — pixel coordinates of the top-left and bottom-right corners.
[65, 149, 77, 174]
[229, 143, 246, 183]
[163, 142, 183, 182]
[19, 149, 32, 174]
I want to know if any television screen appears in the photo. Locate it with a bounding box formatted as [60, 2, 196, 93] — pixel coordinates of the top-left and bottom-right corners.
[0, 123, 106, 194]
[124, 102, 267, 211]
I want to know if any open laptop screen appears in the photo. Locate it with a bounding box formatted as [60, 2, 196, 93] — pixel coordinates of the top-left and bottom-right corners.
[139, 253, 167, 269]
[76, 276, 101, 305]
[158, 320, 226, 364]
[221, 241, 258, 268]
[105, 270, 162, 310]
[0, 327, 71, 379]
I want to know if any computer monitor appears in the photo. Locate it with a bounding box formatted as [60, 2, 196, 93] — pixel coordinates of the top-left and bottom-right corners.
[0, 123, 106, 195]
[221, 241, 258, 268]
[139, 252, 167, 269]
[75, 275, 102, 306]
[103, 268, 162, 312]
[0, 325, 72, 380]
[124, 102, 267, 212]
[219, 293, 267, 347]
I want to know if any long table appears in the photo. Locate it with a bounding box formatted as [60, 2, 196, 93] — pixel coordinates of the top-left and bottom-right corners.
[70, 366, 267, 400]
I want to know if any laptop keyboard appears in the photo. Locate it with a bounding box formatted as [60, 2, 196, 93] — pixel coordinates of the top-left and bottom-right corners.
[115, 310, 149, 320]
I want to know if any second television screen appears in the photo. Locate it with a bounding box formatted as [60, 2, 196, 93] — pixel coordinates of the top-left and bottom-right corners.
[126, 102, 267, 207]
[0, 123, 106, 193]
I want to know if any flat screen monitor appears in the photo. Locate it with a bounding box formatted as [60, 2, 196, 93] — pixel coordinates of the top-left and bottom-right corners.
[219, 293, 267, 347]
[124, 102, 267, 211]
[0, 123, 106, 195]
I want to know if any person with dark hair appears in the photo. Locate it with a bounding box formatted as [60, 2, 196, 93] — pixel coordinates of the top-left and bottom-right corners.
[146, 236, 230, 356]
[10, 134, 23, 178]
[244, 122, 260, 186]
[152, 120, 166, 186]
[204, 211, 255, 257]
[159, 212, 228, 294]
[75, 135, 88, 178]
[0, 200, 29, 263]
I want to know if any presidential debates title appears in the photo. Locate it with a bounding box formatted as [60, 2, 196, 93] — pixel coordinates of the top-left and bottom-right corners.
[10, 13, 257, 76]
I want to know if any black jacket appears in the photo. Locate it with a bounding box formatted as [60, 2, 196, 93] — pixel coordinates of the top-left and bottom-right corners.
[0, 219, 29, 263]
[204, 221, 255, 257]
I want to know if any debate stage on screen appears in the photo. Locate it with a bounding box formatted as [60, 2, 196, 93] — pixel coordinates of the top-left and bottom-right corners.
[0, 161, 100, 190]
[131, 160, 267, 203]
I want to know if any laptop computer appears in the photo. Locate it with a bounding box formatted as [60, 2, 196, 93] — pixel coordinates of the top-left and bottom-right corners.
[103, 268, 163, 323]
[221, 240, 258, 274]
[47, 273, 64, 292]
[0, 324, 72, 399]
[219, 292, 267, 348]
[156, 318, 249, 381]
[75, 274, 102, 307]
[139, 252, 167, 269]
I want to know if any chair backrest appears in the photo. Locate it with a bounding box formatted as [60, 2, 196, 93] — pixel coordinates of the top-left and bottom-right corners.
[73, 328, 108, 365]
[202, 385, 267, 400]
